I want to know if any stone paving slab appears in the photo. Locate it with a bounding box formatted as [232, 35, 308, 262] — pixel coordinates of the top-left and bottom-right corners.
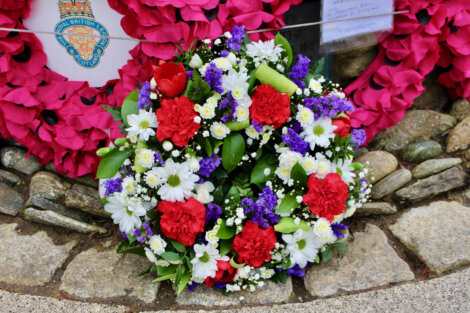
[390, 201, 470, 275]
[304, 224, 414, 297]
[176, 278, 292, 307]
[0, 182, 24, 216]
[0, 223, 76, 286]
[60, 248, 160, 303]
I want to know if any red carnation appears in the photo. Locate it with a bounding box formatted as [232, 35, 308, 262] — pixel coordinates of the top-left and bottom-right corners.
[157, 197, 206, 246]
[205, 260, 237, 287]
[249, 84, 291, 129]
[156, 96, 200, 147]
[153, 61, 187, 97]
[303, 173, 349, 222]
[332, 116, 352, 138]
[231, 221, 277, 268]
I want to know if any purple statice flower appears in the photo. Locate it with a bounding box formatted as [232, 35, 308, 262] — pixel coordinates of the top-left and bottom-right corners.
[332, 222, 348, 239]
[304, 95, 354, 120]
[291, 120, 302, 133]
[143, 221, 153, 237]
[104, 177, 123, 196]
[360, 178, 368, 194]
[282, 128, 309, 156]
[219, 97, 229, 109]
[134, 229, 141, 236]
[204, 63, 224, 93]
[137, 81, 152, 109]
[286, 264, 308, 277]
[154, 152, 164, 165]
[351, 128, 366, 147]
[242, 187, 279, 228]
[220, 115, 229, 122]
[220, 50, 230, 57]
[251, 120, 263, 132]
[289, 55, 310, 88]
[186, 70, 193, 79]
[214, 282, 227, 289]
[137, 236, 146, 242]
[197, 154, 221, 178]
[206, 203, 222, 224]
[188, 282, 199, 292]
[228, 92, 238, 121]
[227, 25, 245, 51]
[121, 231, 128, 240]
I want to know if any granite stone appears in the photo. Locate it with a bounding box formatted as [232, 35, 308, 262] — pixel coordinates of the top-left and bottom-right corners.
[355, 151, 398, 183]
[0, 182, 24, 216]
[0, 146, 42, 175]
[412, 158, 462, 179]
[371, 169, 412, 200]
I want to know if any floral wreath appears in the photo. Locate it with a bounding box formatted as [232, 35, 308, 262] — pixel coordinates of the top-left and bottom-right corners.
[0, 0, 300, 178]
[348, 0, 470, 144]
[97, 26, 370, 294]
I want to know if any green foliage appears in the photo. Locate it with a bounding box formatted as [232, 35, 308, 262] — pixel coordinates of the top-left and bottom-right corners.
[160, 251, 181, 261]
[95, 148, 133, 179]
[186, 71, 212, 104]
[250, 153, 277, 185]
[217, 220, 236, 240]
[222, 132, 246, 173]
[170, 240, 187, 253]
[274, 33, 293, 69]
[276, 191, 302, 215]
[121, 88, 139, 127]
[321, 246, 332, 262]
[290, 162, 308, 186]
[220, 239, 233, 256]
[116, 240, 146, 257]
[274, 217, 310, 233]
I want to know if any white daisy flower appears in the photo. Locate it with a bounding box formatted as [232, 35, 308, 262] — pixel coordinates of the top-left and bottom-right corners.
[313, 218, 336, 244]
[145, 168, 163, 188]
[331, 158, 356, 184]
[282, 228, 323, 268]
[155, 159, 199, 202]
[137, 148, 155, 169]
[246, 40, 284, 63]
[194, 181, 215, 204]
[300, 117, 337, 150]
[191, 244, 228, 280]
[126, 109, 158, 142]
[222, 69, 250, 98]
[188, 157, 200, 172]
[301, 155, 317, 175]
[210, 122, 230, 140]
[308, 78, 323, 94]
[148, 234, 167, 255]
[104, 192, 150, 233]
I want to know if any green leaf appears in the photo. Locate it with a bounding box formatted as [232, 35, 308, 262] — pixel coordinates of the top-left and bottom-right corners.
[311, 57, 325, 77]
[160, 251, 181, 261]
[351, 162, 364, 171]
[171, 240, 187, 253]
[250, 153, 277, 185]
[274, 217, 310, 233]
[153, 273, 176, 282]
[217, 220, 236, 240]
[127, 235, 137, 244]
[276, 192, 302, 215]
[102, 105, 122, 122]
[95, 148, 132, 179]
[315, 254, 320, 263]
[121, 88, 139, 127]
[99, 197, 109, 205]
[331, 242, 349, 252]
[229, 256, 245, 269]
[290, 162, 308, 186]
[247, 69, 257, 93]
[278, 270, 288, 284]
[274, 33, 293, 69]
[220, 239, 232, 256]
[204, 138, 212, 157]
[225, 119, 250, 131]
[175, 264, 183, 287]
[322, 246, 333, 262]
[282, 258, 291, 270]
[222, 132, 245, 173]
[116, 246, 146, 257]
[187, 71, 211, 103]
[226, 186, 240, 203]
[177, 269, 191, 295]
[157, 264, 177, 276]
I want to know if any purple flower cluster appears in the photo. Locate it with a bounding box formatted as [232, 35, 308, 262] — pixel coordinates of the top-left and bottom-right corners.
[204, 63, 224, 93]
[332, 222, 348, 239]
[252, 120, 263, 132]
[104, 177, 122, 195]
[282, 128, 309, 156]
[137, 81, 152, 109]
[286, 264, 308, 277]
[289, 55, 311, 88]
[197, 154, 221, 178]
[206, 203, 222, 224]
[133, 221, 154, 242]
[227, 25, 245, 51]
[304, 95, 354, 120]
[186, 70, 193, 79]
[351, 128, 366, 147]
[154, 152, 164, 165]
[242, 187, 279, 228]
[228, 92, 238, 121]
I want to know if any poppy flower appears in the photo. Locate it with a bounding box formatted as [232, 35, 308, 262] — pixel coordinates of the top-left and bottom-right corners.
[153, 61, 187, 97]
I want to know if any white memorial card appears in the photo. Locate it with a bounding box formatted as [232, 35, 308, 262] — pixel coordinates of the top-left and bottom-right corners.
[24, 0, 136, 87]
[321, 0, 394, 43]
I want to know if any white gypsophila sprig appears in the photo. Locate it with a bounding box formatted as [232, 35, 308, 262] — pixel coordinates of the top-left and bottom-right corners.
[126, 109, 158, 142]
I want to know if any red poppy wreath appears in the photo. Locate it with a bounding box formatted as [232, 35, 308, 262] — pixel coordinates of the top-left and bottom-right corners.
[0, 0, 301, 178]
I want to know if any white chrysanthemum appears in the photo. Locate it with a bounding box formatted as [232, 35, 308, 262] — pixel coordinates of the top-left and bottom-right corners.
[308, 78, 323, 94]
[246, 126, 260, 139]
[200, 104, 216, 119]
[191, 244, 228, 280]
[301, 118, 337, 150]
[259, 268, 275, 279]
[194, 181, 215, 204]
[296, 106, 314, 126]
[205, 229, 219, 244]
[222, 69, 250, 99]
[315, 153, 331, 179]
[188, 157, 200, 172]
[246, 40, 284, 63]
[122, 176, 137, 195]
[278, 147, 303, 169]
[145, 247, 157, 263]
[214, 57, 232, 71]
[235, 106, 249, 121]
[275, 165, 291, 183]
[145, 168, 163, 188]
[137, 148, 155, 169]
[301, 155, 317, 175]
[206, 96, 218, 107]
[126, 109, 158, 142]
[105, 192, 149, 233]
[155, 159, 199, 202]
[199, 63, 210, 76]
[148, 234, 167, 255]
[210, 122, 230, 140]
[283, 228, 323, 268]
[313, 218, 336, 244]
[332, 158, 356, 184]
[227, 52, 237, 64]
